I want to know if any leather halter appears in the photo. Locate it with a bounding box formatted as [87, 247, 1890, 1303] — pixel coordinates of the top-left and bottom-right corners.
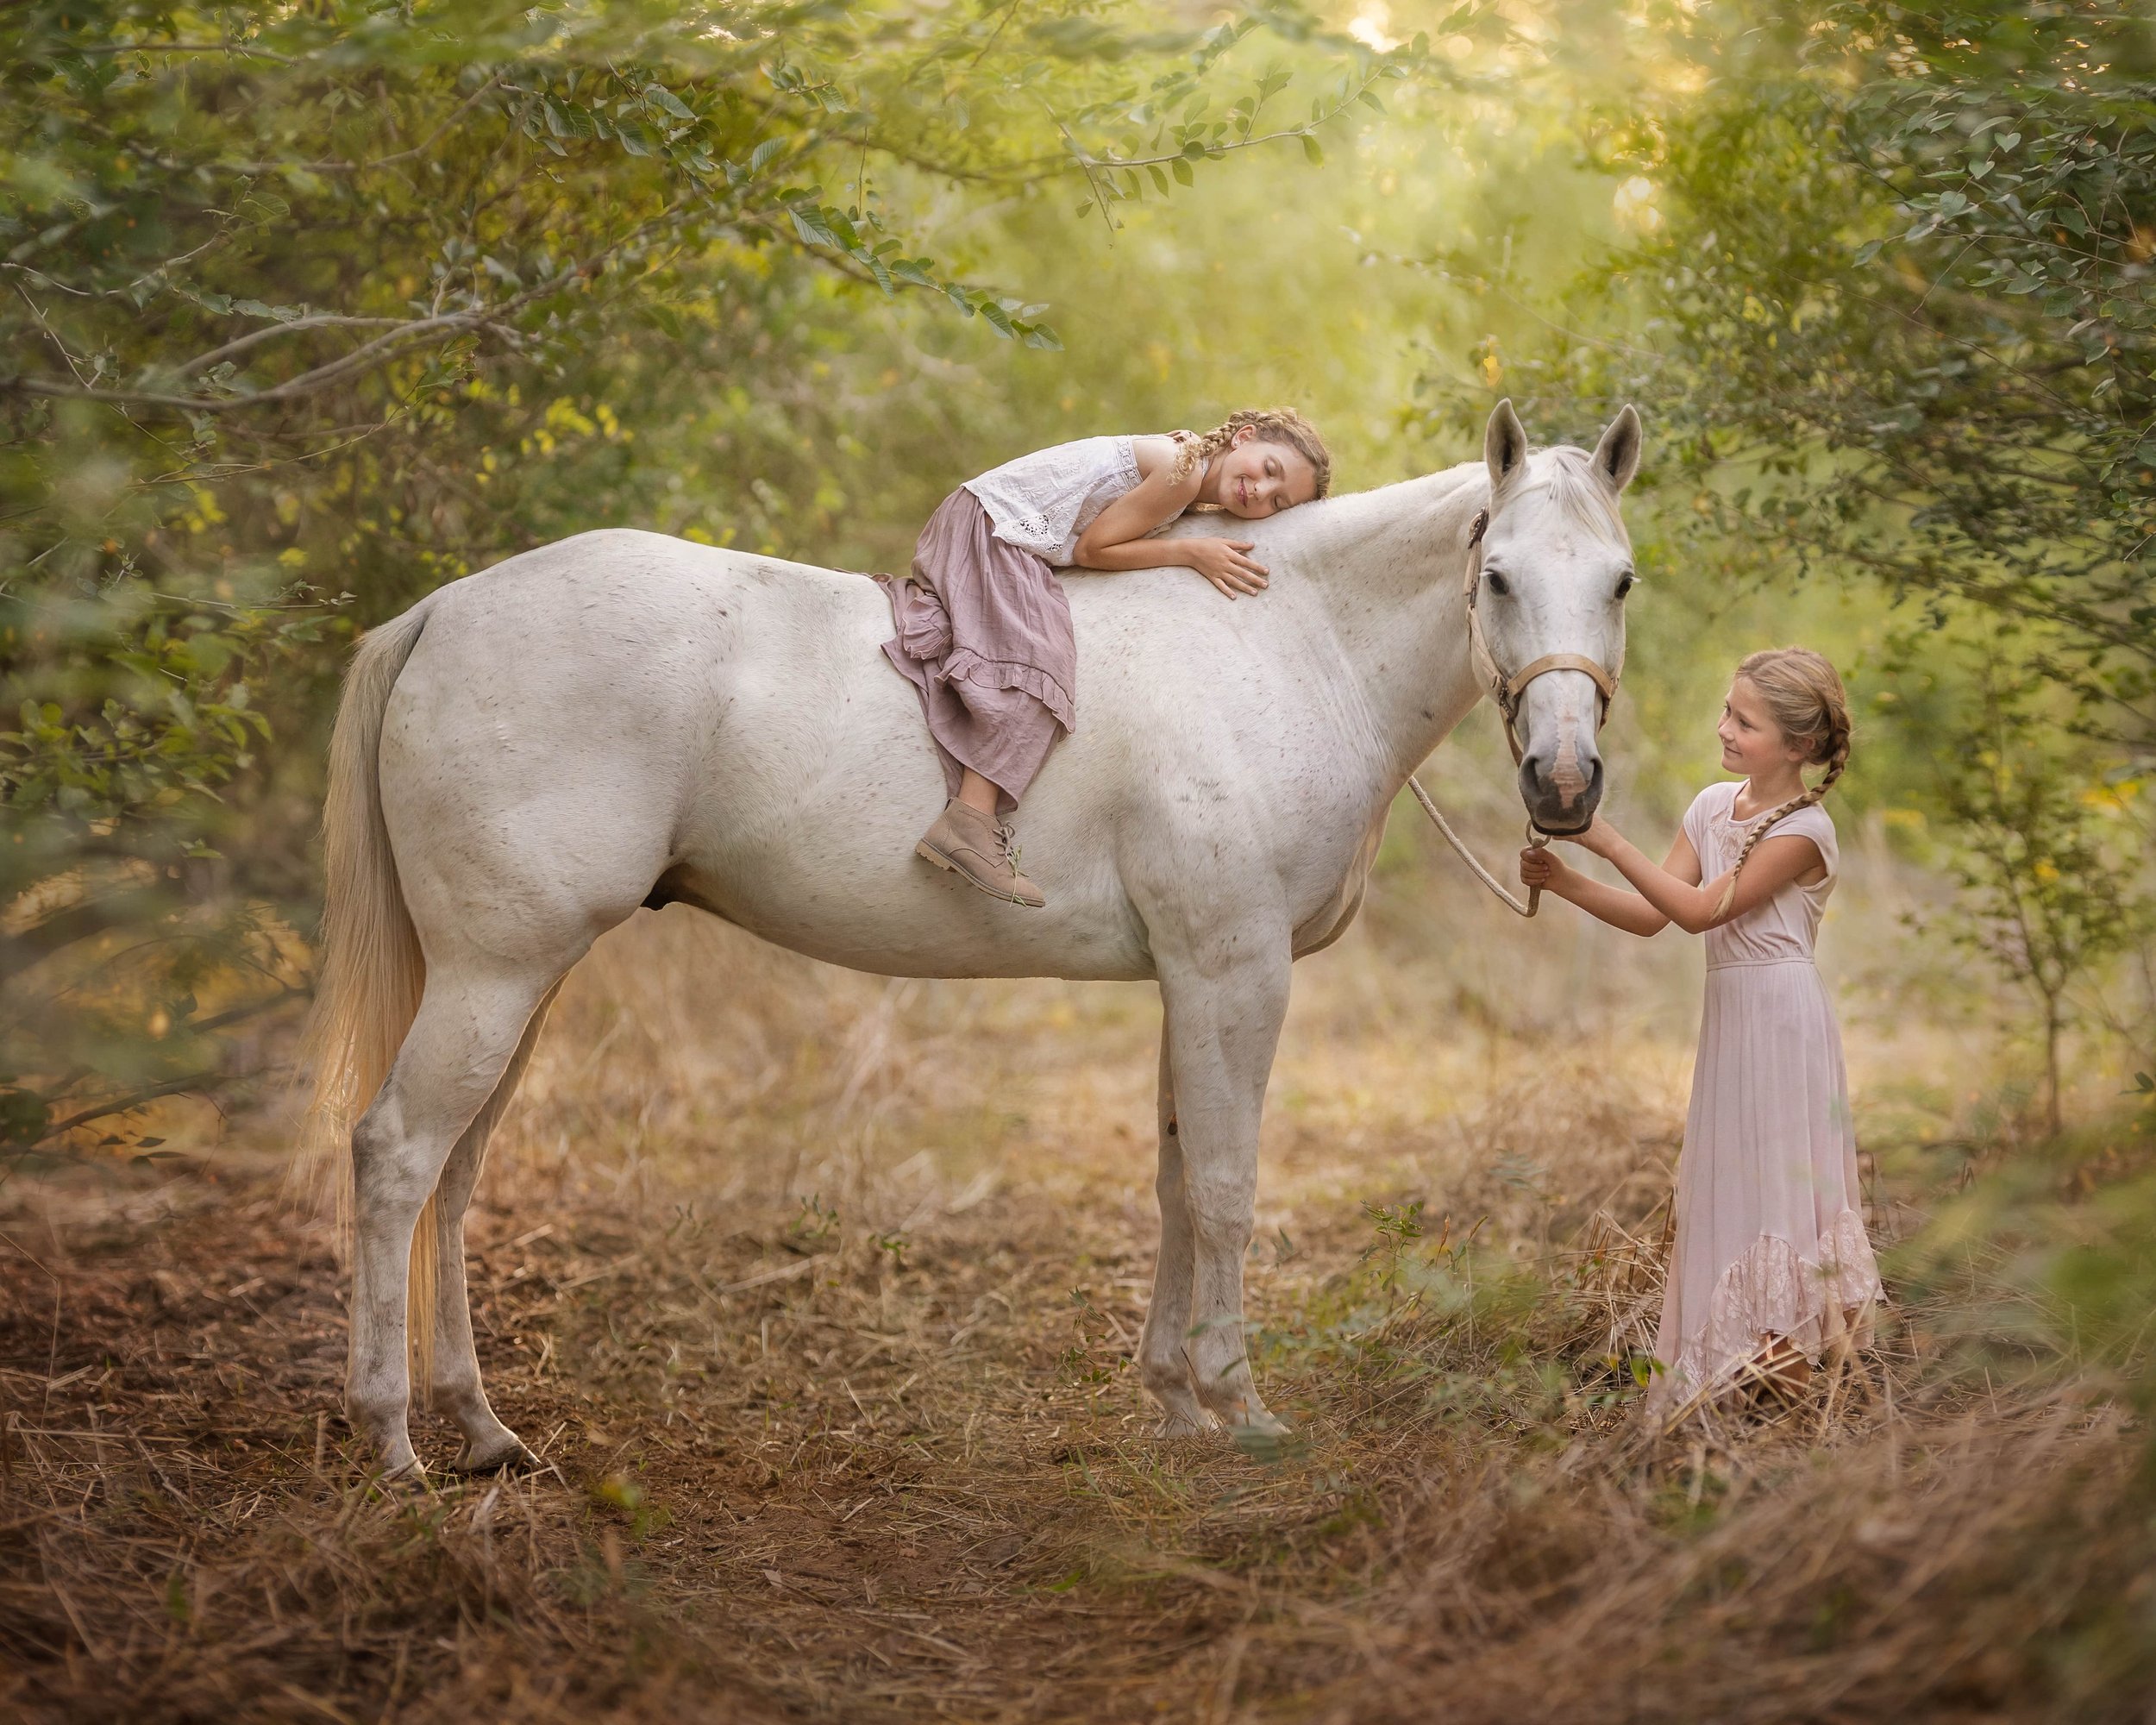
[1462, 506, 1622, 768]
[1405, 502, 1627, 914]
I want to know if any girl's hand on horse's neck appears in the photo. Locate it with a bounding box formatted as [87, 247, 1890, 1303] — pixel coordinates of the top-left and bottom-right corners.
[1069, 429, 1319, 576]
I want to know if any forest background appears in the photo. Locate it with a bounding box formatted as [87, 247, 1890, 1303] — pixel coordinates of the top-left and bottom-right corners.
[7, 0, 2153, 1164]
[4, 0, 2156, 1717]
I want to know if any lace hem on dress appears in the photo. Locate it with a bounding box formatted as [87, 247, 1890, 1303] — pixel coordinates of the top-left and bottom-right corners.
[1651, 1208, 1881, 1415]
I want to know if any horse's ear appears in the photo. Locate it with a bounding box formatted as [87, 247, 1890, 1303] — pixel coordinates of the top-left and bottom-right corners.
[1484, 398, 1529, 503]
[1591, 405, 1643, 493]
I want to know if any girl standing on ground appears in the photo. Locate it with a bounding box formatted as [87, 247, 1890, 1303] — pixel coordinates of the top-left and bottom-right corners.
[1518, 647, 1882, 1421]
[882, 411, 1331, 907]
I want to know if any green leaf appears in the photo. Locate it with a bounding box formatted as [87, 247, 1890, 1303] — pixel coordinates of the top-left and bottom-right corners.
[1301, 133, 1324, 166]
[643, 84, 695, 122]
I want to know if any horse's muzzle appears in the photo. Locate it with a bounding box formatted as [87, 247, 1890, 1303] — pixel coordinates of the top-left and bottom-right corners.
[1518, 743, 1604, 837]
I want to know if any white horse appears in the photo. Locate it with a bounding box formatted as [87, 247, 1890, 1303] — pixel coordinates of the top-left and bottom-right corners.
[304, 399, 1643, 1478]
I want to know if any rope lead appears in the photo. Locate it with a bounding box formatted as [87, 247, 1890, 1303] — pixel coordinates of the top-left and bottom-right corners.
[1407, 777, 1550, 919]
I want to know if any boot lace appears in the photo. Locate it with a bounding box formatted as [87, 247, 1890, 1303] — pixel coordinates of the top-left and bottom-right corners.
[995, 822, 1024, 875]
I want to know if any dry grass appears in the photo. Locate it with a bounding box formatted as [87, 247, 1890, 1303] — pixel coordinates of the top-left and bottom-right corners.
[4, 851, 2152, 1723]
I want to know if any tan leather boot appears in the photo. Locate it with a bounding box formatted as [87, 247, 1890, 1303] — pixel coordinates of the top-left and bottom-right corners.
[916, 799, 1046, 907]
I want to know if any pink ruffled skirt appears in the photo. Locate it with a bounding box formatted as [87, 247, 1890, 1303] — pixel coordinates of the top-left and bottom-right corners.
[881, 488, 1075, 814]
[1646, 956, 1883, 1420]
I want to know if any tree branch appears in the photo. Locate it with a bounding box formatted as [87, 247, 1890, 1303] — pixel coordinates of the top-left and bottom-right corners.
[0, 887, 177, 977]
[176, 316, 420, 377]
[67, 42, 297, 64]
[34, 1070, 245, 1145]
[2, 198, 690, 414]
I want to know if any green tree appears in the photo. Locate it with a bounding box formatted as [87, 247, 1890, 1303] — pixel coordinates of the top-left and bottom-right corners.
[0, 0, 1432, 1156]
[1413, 0, 2156, 1107]
[1934, 653, 2138, 1135]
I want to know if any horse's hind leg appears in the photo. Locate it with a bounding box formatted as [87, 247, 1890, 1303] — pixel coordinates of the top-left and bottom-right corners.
[1136, 1013, 1211, 1437]
[430, 981, 562, 1473]
[347, 963, 559, 1480]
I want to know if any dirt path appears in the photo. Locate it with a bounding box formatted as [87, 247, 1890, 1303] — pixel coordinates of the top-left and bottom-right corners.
[3, 1150, 2145, 1725]
[0, 1160, 1412, 1722]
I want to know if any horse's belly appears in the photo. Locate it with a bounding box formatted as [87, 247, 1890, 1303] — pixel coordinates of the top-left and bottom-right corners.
[674, 587, 1377, 982]
[660, 850, 1158, 982]
[669, 663, 1157, 981]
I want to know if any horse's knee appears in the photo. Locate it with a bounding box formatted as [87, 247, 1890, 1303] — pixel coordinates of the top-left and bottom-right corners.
[1185, 1176, 1256, 1258]
[350, 1105, 434, 1217]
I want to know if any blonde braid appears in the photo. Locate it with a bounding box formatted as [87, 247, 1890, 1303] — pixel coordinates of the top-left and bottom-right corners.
[1710, 648, 1853, 921]
[1168, 406, 1333, 499]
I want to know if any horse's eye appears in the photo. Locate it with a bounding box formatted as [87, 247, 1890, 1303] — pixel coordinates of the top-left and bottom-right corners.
[1484, 570, 1511, 598]
[1615, 573, 1635, 599]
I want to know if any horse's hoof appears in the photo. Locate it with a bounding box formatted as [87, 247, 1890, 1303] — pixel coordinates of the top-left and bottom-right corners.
[1224, 1408, 1298, 1459]
[450, 1434, 539, 1475]
[1154, 1410, 1214, 1439]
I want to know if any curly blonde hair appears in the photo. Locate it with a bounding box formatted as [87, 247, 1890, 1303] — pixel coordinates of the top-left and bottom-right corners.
[1167, 407, 1332, 500]
[1713, 646, 1853, 920]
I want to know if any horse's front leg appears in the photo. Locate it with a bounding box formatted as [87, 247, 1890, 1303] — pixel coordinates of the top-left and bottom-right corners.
[1137, 1013, 1211, 1436]
[1152, 943, 1293, 1437]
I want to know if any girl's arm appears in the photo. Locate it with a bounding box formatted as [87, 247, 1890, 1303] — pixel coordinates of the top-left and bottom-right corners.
[1551, 816, 1824, 935]
[1071, 438, 1269, 598]
[1520, 831, 1698, 938]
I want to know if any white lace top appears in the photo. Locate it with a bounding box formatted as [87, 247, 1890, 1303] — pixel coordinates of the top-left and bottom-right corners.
[962, 435, 1184, 567]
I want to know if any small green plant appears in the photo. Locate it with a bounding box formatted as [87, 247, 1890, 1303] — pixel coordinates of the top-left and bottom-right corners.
[1363, 1197, 1426, 1246]
[1362, 1198, 1441, 1295]
[788, 1193, 840, 1245]
[1061, 1289, 1119, 1389]
[871, 1229, 909, 1269]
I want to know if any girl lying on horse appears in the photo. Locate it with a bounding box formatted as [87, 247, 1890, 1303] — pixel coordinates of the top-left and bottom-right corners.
[883, 411, 1332, 906]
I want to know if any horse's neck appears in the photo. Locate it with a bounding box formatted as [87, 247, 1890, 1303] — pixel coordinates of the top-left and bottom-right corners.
[1283, 467, 1488, 786]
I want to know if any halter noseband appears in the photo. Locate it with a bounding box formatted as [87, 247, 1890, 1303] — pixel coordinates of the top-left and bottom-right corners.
[1462, 506, 1622, 768]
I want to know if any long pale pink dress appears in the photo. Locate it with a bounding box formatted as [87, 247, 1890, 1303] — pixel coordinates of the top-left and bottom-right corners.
[1645, 781, 1883, 1420]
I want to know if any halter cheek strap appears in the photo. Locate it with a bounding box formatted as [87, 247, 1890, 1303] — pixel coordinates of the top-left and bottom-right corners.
[1462, 506, 1623, 767]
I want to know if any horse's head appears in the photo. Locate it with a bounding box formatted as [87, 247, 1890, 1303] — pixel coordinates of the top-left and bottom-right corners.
[1468, 399, 1642, 836]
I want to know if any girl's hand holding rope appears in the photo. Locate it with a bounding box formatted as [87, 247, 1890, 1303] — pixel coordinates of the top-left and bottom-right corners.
[1518, 844, 1566, 893]
[1549, 813, 1617, 857]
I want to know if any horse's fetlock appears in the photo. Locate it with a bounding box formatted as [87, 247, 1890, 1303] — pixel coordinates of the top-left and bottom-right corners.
[345, 1386, 410, 1440]
[1138, 1352, 1190, 1395]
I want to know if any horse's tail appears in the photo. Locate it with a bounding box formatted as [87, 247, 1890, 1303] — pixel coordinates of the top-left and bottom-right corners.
[295, 599, 436, 1382]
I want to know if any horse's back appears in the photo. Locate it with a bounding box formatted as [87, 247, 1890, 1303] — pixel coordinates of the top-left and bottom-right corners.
[373, 527, 1372, 982]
